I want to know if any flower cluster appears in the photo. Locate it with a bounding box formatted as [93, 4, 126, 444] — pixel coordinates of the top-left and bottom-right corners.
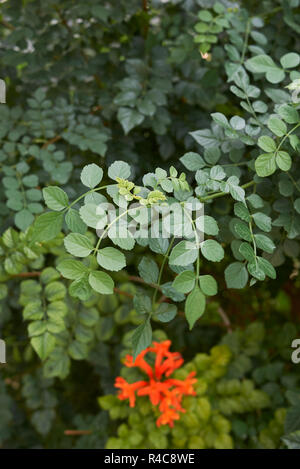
[115, 341, 197, 427]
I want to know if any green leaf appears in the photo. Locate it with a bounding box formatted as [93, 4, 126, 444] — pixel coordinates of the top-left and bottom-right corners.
[172, 270, 195, 294]
[252, 212, 272, 232]
[138, 257, 159, 284]
[255, 153, 276, 177]
[180, 152, 206, 171]
[199, 275, 218, 296]
[239, 242, 255, 262]
[155, 303, 177, 323]
[132, 317, 152, 360]
[45, 281, 66, 301]
[246, 54, 277, 73]
[56, 259, 88, 280]
[108, 160, 131, 180]
[282, 431, 300, 449]
[118, 107, 144, 134]
[247, 194, 264, 209]
[267, 117, 287, 137]
[258, 136, 276, 152]
[31, 333, 56, 361]
[185, 286, 205, 330]
[133, 292, 152, 314]
[197, 215, 219, 235]
[225, 262, 249, 289]
[169, 241, 198, 266]
[15, 209, 34, 231]
[276, 151, 291, 171]
[68, 340, 89, 360]
[88, 271, 114, 294]
[257, 257, 276, 279]
[65, 208, 87, 234]
[79, 203, 106, 229]
[80, 164, 103, 188]
[254, 234, 275, 253]
[64, 233, 93, 257]
[280, 52, 300, 68]
[210, 165, 226, 180]
[278, 104, 299, 124]
[97, 247, 126, 271]
[198, 10, 213, 22]
[201, 239, 224, 262]
[248, 262, 265, 281]
[233, 220, 252, 242]
[211, 112, 229, 128]
[234, 202, 251, 222]
[31, 212, 64, 242]
[294, 198, 300, 214]
[43, 186, 69, 211]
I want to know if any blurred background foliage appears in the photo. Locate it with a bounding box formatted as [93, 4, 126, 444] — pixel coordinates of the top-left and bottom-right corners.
[0, 0, 300, 449]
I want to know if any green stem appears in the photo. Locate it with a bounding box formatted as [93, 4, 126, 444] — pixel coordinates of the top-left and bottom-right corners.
[240, 19, 251, 65]
[152, 237, 174, 309]
[93, 208, 130, 255]
[64, 185, 108, 212]
[199, 180, 256, 202]
[276, 122, 300, 153]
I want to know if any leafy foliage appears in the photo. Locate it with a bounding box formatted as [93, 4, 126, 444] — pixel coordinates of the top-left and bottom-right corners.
[1, 0, 300, 450]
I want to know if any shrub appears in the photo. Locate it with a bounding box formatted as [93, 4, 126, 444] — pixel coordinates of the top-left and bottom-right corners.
[1, 0, 300, 449]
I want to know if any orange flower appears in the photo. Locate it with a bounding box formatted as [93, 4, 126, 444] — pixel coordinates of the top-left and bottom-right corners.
[156, 407, 180, 428]
[115, 341, 197, 427]
[115, 377, 147, 408]
[137, 378, 169, 406]
[167, 371, 197, 395]
[124, 350, 153, 379]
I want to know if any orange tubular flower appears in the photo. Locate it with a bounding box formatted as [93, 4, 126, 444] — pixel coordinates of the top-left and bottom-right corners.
[115, 341, 197, 427]
[115, 377, 147, 408]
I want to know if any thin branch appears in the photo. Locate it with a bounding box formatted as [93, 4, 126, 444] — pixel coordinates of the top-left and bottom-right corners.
[42, 135, 62, 149]
[64, 430, 92, 436]
[217, 306, 232, 333]
[12, 272, 41, 278]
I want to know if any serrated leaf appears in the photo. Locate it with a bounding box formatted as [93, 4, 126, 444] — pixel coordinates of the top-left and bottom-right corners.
[64, 233, 93, 257]
[31, 212, 64, 242]
[138, 257, 159, 284]
[169, 241, 198, 266]
[257, 257, 276, 279]
[180, 152, 206, 171]
[276, 151, 291, 171]
[155, 303, 177, 323]
[118, 107, 144, 134]
[65, 208, 87, 234]
[258, 136, 276, 152]
[255, 153, 276, 177]
[108, 160, 131, 180]
[199, 275, 217, 296]
[80, 164, 103, 188]
[234, 220, 252, 241]
[31, 333, 56, 361]
[201, 239, 224, 262]
[225, 262, 248, 289]
[267, 117, 287, 137]
[172, 270, 195, 294]
[56, 259, 88, 280]
[43, 186, 69, 211]
[185, 286, 205, 330]
[234, 202, 251, 222]
[132, 317, 152, 360]
[88, 271, 114, 294]
[254, 234, 275, 253]
[97, 247, 126, 271]
[239, 242, 255, 261]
